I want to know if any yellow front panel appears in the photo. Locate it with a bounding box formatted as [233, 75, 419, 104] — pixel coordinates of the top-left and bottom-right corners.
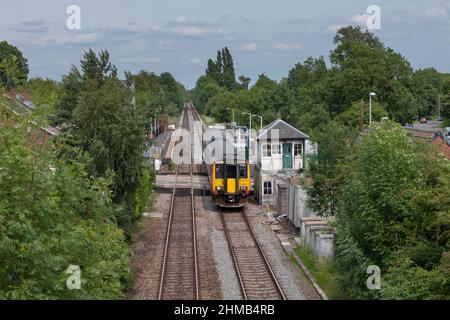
[227, 178, 236, 193]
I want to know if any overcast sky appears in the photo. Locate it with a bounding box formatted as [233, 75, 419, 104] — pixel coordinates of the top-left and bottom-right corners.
[1, 0, 450, 88]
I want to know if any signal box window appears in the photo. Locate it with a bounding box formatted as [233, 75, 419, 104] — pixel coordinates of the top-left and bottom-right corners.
[263, 181, 272, 195]
[262, 144, 271, 157]
[294, 143, 303, 157]
[272, 144, 281, 155]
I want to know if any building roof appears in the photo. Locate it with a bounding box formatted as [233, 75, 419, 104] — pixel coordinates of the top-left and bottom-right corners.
[1, 92, 60, 137]
[257, 118, 309, 141]
[432, 129, 450, 160]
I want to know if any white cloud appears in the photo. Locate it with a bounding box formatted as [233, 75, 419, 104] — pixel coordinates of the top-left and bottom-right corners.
[391, 7, 449, 24]
[175, 16, 188, 23]
[120, 56, 161, 64]
[350, 14, 369, 25]
[239, 43, 258, 52]
[423, 7, 448, 20]
[189, 58, 201, 65]
[172, 26, 206, 37]
[39, 33, 98, 45]
[273, 43, 303, 52]
[11, 19, 49, 33]
[326, 24, 345, 34]
[171, 25, 229, 37]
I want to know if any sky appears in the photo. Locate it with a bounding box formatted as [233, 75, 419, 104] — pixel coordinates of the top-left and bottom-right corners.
[1, 0, 450, 88]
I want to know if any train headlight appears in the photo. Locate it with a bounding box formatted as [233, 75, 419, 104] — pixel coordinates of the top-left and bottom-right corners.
[216, 186, 223, 192]
[240, 186, 248, 191]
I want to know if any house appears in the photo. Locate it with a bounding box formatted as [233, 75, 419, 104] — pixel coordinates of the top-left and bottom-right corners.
[432, 128, 450, 160]
[253, 118, 315, 206]
[0, 91, 60, 145]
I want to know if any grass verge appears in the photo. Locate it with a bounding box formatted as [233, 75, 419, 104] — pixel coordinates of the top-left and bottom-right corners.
[293, 244, 350, 300]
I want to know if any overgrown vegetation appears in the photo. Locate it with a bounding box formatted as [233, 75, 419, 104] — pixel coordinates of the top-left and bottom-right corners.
[335, 121, 449, 299]
[0, 124, 131, 299]
[294, 245, 349, 300]
[193, 27, 450, 300]
[0, 44, 185, 299]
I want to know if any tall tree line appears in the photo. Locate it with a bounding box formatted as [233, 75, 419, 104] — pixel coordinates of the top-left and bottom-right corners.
[193, 27, 450, 300]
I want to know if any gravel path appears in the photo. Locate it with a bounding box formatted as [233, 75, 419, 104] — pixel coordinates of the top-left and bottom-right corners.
[195, 196, 221, 299]
[129, 193, 171, 299]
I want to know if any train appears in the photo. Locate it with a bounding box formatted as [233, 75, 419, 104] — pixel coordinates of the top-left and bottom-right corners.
[211, 159, 251, 208]
[186, 103, 251, 208]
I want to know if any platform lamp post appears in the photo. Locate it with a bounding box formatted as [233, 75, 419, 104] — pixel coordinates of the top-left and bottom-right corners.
[226, 107, 235, 123]
[242, 112, 252, 161]
[252, 114, 263, 166]
[369, 92, 376, 125]
[252, 114, 263, 132]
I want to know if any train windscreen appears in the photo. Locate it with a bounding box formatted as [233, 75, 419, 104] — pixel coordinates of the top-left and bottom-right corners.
[226, 165, 237, 179]
[239, 164, 248, 178]
[215, 164, 224, 179]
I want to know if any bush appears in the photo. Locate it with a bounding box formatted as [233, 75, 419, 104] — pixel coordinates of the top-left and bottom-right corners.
[335, 121, 450, 299]
[0, 125, 131, 299]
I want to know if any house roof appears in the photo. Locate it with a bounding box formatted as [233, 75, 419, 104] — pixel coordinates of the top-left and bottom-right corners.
[432, 129, 450, 160]
[257, 118, 309, 141]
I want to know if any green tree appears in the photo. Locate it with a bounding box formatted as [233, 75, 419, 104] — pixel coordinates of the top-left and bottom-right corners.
[27, 77, 62, 124]
[330, 26, 415, 123]
[221, 47, 236, 90]
[73, 76, 145, 204]
[238, 75, 251, 90]
[0, 41, 29, 88]
[0, 124, 131, 299]
[54, 66, 83, 124]
[0, 56, 22, 90]
[335, 121, 450, 299]
[80, 49, 117, 85]
[54, 50, 148, 232]
[412, 68, 443, 118]
[306, 120, 353, 217]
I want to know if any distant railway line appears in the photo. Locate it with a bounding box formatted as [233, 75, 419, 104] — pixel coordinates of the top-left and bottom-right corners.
[158, 109, 199, 300]
[158, 103, 286, 300]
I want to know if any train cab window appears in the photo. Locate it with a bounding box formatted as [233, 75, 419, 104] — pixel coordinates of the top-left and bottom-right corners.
[263, 181, 272, 195]
[215, 164, 224, 179]
[239, 164, 248, 179]
[225, 165, 237, 179]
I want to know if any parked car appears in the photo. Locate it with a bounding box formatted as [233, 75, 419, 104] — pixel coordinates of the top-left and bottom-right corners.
[420, 117, 428, 124]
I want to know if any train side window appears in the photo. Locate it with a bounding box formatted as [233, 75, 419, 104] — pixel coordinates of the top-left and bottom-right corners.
[263, 181, 272, 195]
[215, 164, 224, 179]
[239, 164, 247, 178]
[262, 144, 271, 157]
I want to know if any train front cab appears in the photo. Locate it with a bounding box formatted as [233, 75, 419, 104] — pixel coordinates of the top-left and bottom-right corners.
[212, 161, 250, 208]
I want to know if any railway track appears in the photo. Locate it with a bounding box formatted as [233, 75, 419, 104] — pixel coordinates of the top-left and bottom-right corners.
[221, 209, 286, 300]
[158, 110, 199, 300]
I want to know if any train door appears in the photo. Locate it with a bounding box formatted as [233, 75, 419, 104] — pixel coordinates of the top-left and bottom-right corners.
[224, 165, 238, 194]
